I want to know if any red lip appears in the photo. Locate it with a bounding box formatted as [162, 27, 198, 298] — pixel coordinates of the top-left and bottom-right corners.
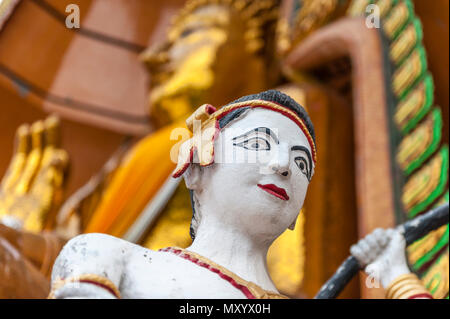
[257, 184, 289, 201]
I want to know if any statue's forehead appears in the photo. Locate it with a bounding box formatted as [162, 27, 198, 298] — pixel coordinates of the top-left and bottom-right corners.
[221, 108, 311, 149]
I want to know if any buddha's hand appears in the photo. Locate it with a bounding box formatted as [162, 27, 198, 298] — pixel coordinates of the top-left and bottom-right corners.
[350, 228, 411, 288]
[0, 115, 68, 233]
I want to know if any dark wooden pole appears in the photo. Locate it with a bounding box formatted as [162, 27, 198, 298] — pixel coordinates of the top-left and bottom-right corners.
[314, 203, 449, 299]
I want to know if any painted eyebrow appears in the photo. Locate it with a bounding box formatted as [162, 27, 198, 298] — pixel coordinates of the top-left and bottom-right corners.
[232, 127, 279, 144]
[291, 145, 312, 169]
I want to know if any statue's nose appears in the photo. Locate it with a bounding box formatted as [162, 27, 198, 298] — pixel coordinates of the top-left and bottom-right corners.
[270, 165, 290, 177]
[269, 143, 291, 177]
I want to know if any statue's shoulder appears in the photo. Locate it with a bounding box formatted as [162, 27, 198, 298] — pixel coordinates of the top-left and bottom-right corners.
[57, 233, 128, 258]
[51, 233, 173, 297]
[52, 233, 151, 280]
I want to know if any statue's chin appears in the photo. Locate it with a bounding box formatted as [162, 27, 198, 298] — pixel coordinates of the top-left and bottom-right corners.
[223, 203, 293, 240]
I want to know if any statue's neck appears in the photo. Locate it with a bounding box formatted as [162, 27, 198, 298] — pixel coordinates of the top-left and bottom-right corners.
[187, 216, 277, 292]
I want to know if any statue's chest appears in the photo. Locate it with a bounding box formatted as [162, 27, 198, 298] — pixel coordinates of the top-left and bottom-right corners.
[119, 252, 247, 299]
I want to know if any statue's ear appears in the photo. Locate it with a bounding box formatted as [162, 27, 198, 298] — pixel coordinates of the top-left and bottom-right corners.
[288, 218, 296, 231]
[183, 164, 202, 191]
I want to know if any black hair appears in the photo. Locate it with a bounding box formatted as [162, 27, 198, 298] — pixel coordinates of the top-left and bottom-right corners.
[188, 90, 315, 240]
[221, 89, 316, 143]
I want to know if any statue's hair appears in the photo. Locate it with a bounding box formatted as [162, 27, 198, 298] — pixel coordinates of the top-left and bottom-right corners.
[221, 89, 316, 143]
[188, 89, 315, 240]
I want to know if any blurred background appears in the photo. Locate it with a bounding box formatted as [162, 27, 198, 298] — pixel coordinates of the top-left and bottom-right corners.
[0, 0, 448, 299]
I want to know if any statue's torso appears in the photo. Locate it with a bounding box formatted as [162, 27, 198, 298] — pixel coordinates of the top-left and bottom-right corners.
[52, 234, 246, 299]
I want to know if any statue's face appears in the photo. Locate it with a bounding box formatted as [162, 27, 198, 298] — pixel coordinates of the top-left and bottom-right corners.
[194, 108, 314, 242]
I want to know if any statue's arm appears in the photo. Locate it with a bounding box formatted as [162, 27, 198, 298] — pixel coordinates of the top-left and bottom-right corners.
[50, 233, 129, 299]
[351, 229, 433, 299]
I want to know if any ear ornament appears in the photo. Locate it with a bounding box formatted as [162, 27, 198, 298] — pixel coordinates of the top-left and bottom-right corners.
[173, 104, 219, 178]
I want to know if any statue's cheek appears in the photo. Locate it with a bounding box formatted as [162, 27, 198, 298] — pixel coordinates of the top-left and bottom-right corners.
[293, 182, 309, 206]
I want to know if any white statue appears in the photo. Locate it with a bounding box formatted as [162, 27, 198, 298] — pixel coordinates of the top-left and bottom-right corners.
[49, 90, 317, 299]
[49, 90, 430, 299]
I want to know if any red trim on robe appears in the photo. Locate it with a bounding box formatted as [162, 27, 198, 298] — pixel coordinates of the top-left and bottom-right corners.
[160, 247, 257, 299]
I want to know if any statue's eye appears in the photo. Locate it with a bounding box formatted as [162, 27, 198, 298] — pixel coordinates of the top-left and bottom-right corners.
[294, 157, 310, 179]
[234, 137, 270, 151]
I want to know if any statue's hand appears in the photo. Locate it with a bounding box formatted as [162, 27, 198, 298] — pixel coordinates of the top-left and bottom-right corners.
[0, 115, 68, 233]
[350, 228, 411, 288]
